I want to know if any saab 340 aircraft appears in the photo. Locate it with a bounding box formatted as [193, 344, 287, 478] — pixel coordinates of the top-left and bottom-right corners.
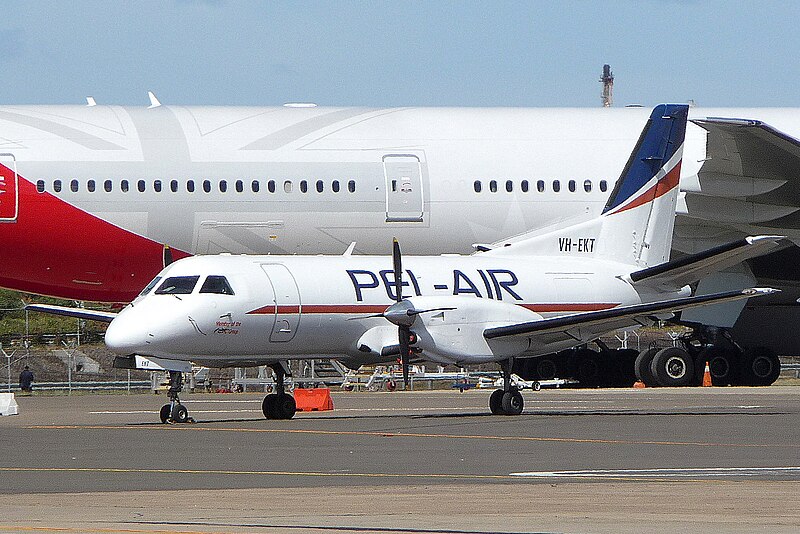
[31, 105, 780, 421]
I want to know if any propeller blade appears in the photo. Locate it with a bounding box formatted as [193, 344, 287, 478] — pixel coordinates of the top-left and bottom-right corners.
[399, 325, 411, 389]
[407, 306, 456, 316]
[392, 238, 403, 302]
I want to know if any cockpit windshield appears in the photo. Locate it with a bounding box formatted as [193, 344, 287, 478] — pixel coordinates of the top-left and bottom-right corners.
[155, 276, 200, 295]
[139, 276, 162, 297]
[199, 275, 235, 295]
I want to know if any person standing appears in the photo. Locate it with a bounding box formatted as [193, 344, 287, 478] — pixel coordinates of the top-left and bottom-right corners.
[19, 365, 33, 394]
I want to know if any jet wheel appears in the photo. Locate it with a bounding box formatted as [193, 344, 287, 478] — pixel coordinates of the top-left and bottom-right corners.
[501, 390, 524, 415]
[489, 389, 504, 415]
[159, 404, 171, 424]
[171, 404, 189, 424]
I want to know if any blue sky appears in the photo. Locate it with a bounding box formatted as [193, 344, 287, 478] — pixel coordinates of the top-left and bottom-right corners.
[2, 1, 798, 107]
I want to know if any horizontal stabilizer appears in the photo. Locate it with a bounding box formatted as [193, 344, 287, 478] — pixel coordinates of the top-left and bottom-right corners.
[627, 235, 785, 290]
[25, 303, 117, 323]
[484, 288, 776, 341]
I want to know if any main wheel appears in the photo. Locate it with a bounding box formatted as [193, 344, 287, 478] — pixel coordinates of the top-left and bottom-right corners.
[634, 348, 659, 386]
[571, 349, 604, 387]
[489, 389, 504, 415]
[650, 347, 694, 387]
[276, 394, 297, 419]
[171, 404, 189, 424]
[159, 404, 171, 424]
[609, 348, 639, 387]
[262, 393, 278, 419]
[534, 357, 558, 381]
[703, 347, 736, 386]
[501, 390, 524, 415]
[737, 346, 780, 386]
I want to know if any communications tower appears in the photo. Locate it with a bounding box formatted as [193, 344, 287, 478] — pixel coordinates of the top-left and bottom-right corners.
[600, 64, 614, 107]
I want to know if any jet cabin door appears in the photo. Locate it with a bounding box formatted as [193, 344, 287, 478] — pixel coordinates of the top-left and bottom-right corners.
[260, 264, 301, 342]
[383, 155, 424, 222]
[0, 153, 18, 222]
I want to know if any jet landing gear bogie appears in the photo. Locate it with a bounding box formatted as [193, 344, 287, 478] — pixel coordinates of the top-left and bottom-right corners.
[489, 358, 524, 416]
[262, 362, 297, 420]
[160, 370, 195, 424]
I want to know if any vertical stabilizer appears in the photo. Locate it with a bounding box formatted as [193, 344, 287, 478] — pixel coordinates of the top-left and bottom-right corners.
[486, 104, 688, 267]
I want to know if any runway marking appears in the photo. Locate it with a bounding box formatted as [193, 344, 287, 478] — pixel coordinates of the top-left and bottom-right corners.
[25, 425, 794, 449]
[510, 466, 800, 479]
[0, 526, 212, 534]
[0, 465, 513, 481]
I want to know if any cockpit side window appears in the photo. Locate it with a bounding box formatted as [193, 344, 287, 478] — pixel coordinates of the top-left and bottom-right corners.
[199, 275, 235, 295]
[155, 276, 200, 295]
[139, 276, 163, 296]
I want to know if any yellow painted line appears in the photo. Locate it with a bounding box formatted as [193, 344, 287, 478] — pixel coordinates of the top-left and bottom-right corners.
[24, 424, 792, 449]
[0, 465, 511, 481]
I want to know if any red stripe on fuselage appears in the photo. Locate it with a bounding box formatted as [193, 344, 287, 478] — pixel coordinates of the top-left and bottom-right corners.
[0, 169, 189, 302]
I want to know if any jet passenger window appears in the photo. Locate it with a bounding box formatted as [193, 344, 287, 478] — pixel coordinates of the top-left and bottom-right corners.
[199, 275, 235, 295]
[235, 180, 243, 193]
[552, 180, 561, 193]
[332, 180, 340, 193]
[137, 180, 146, 193]
[53, 180, 62, 193]
[71, 180, 79, 193]
[104, 180, 112, 192]
[473, 180, 481, 193]
[154, 276, 201, 295]
[121, 180, 129, 192]
[203, 180, 211, 193]
[568, 180, 576, 192]
[348, 180, 356, 193]
[154, 180, 162, 193]
[600, 180, 608, 192]
[268, 180, 276, 193]
[521, 180, 529, 193]
[284, 180, 293, 193]
[584, 180, 592, 193]
[36, 180, 45, 193]
[300, 180, 308, 193]
[170, 180, 178, 193]
[505, 180, 513, 192]
[537, 180, 545, 193]
[219, 180, 227, 193]
[489, 180, 497, 193]
[251, 180, 260, 193]
[87, 180, 96, 192]
[187, 180, 195, 193]
[316, 180, 324, 193]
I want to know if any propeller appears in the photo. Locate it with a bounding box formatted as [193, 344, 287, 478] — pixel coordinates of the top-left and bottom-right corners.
[392, 238, 412, 389]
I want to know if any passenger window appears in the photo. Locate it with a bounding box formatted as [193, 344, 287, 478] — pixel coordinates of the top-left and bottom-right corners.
[584, 180, 592, 193]
[104, 180, 112, 192]
[139, 276, 162, 296]
[316, 180, 323, 193]
[251, 180, 260, 193]
[568, 180, 576, 193]
[36, 180, 45, 193]
[170, 180, 178, 193]
[521, 180, 529, 193]
[219, 180, 227, 193]
[284, 180, 293, 193]
[268, 180, 276, 193]
[199, 275, 235, 295]
[121, 180, 129, 192]
[553, 180, 561, 193]
[187, 180, 195, 193]
[332, 180, 340, 193]
[70, 179, 79, 193]
[87, 180, 95, 192]
[137, 180, 146, 193]
[348, 180, 356, 193]
[300, 180, 308, 193]
[54, 180, 62, 192]
[537, 180, 545, 192]
[489, 180, 498, 193]
[474, 180, 482, 193]
[505, 180, 513, 193]
[600, 180, 608, 192]
[203, 180, 211, 193]
[154, 276, 200, 295]
[154, 180, 162, 193]
[235, 180, 243, 193]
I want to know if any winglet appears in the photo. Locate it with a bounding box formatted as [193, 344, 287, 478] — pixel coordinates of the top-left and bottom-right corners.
[148, 91, 161, 109]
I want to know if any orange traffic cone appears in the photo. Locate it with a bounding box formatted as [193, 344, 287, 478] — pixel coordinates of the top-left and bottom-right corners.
[702, 361, 712, 387]
[633, 380, 646, 389]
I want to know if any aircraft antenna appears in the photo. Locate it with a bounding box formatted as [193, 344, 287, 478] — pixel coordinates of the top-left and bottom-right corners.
[600, 64, 614, 107]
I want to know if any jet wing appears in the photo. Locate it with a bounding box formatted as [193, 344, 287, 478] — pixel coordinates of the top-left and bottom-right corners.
[483, 288, 775, 343]
[25, 303, 117, 323]
[628, 235, 785, 290]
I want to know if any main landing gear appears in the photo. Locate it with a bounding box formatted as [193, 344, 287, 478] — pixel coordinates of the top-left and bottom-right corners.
[160, 370, 195, 424]
[261, 361, 297, 420]
[489, 358, 524, 415]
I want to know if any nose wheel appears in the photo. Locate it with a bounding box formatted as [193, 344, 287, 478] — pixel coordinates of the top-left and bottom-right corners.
[262, 361, 296, 420]
[159, 371, 195, 424]
[489, 358, 524, 415]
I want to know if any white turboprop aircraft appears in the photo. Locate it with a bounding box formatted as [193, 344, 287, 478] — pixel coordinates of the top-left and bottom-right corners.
[30, 105, 781, 421]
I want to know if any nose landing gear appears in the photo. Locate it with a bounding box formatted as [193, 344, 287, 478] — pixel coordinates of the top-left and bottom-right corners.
[261, 361, 297, 420]
[489, 358, 524, 415]
[160, 370, 195, 424]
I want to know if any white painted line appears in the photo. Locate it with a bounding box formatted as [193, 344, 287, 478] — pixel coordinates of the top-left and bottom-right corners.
[510, 466, 800, 478]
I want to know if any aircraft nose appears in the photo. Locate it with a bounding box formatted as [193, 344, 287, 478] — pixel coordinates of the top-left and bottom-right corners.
[104, 315, 150, 355]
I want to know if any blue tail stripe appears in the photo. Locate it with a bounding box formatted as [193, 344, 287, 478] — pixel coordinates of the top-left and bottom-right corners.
[603, 104, 689, 214]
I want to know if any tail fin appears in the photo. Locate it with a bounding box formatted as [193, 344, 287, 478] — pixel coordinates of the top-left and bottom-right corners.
[486, 103, 688, 267]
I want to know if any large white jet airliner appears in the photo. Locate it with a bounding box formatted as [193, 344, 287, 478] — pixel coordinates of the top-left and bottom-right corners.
[6, 101, 800, 385]
[30, 105, 780, 421]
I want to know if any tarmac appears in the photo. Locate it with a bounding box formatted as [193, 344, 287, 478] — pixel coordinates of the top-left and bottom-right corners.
[1, 386, 799, 533]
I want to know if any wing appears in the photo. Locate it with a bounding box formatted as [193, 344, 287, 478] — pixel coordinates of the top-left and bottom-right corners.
[483, 288, 776, 344]
[25, 303, 117, 323]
